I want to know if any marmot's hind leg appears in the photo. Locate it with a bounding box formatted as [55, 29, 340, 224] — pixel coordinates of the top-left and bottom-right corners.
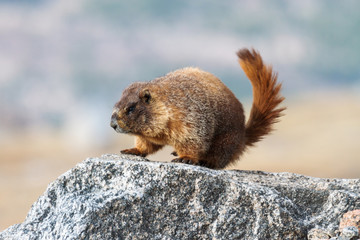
[203, 132, 245, 169]
[171, 157, 197, 165]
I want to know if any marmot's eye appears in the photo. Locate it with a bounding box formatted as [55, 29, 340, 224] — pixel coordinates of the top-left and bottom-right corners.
[126, 105, 136, 115]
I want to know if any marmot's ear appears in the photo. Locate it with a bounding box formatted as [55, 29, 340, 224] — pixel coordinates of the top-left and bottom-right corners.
[140, 89, 151, 103]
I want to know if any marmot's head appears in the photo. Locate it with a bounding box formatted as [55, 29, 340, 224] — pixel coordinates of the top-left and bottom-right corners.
[110, 82, 168, 136]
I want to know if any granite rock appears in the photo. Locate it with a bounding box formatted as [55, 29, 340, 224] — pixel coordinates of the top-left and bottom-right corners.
[1, 154, 359, 239]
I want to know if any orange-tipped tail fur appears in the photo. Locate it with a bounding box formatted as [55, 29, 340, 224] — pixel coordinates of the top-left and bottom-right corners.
[237, 48, 285, 147]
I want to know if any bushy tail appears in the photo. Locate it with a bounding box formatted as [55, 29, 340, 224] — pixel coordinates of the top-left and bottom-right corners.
[237, 48, 285, 147]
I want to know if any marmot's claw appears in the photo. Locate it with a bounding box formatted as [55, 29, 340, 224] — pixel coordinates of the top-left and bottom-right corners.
[121, 148, 147, 157]
[171, 157, 198, 165]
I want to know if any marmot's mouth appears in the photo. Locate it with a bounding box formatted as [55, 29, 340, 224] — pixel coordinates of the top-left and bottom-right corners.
[113, 125, 130, 134]
[112, 125, 125, 133]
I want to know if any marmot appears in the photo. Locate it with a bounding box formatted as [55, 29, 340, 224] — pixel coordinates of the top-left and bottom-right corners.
[110, 48, 285, 169]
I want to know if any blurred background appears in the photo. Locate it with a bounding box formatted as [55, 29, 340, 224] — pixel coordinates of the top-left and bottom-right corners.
[1, 0, 360, 230]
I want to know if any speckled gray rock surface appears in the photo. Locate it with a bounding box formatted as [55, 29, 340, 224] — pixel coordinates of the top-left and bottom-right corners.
[1, 154, 359, 240]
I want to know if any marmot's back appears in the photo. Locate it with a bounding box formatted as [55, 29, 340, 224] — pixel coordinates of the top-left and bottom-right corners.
[111, 48, 285, 169]
[151, 67, 244, 124]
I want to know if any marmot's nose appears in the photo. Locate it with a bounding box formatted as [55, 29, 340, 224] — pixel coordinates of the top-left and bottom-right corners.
[110, 116, 118, 130]
[110, 121, 117, 130]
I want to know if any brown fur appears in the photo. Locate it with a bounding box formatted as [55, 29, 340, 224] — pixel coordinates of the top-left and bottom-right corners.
[110, 48, 285, 169]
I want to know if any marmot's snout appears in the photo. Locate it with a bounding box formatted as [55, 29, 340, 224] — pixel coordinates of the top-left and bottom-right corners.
[110, 112, 119, 131]
[110, 111, 129, 134]
[110, 114, 118, 131]
[111, 111, 125, 133]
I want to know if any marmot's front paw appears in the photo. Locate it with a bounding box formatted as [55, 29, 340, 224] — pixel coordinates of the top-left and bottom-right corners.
[121, 148, 147, 157]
